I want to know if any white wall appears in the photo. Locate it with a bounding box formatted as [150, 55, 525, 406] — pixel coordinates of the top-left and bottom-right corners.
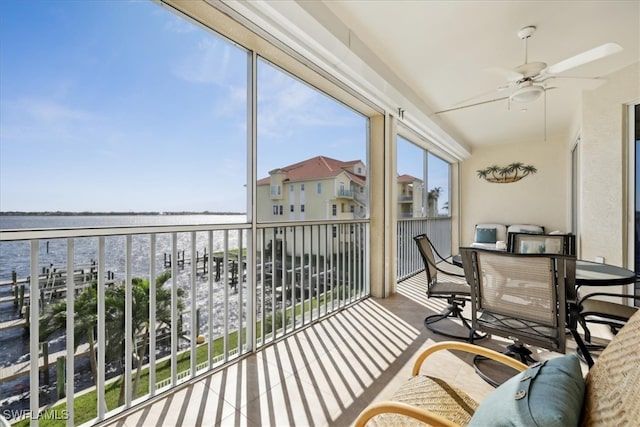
[580, 62, 640, 266]
[460, 136, 570, 246]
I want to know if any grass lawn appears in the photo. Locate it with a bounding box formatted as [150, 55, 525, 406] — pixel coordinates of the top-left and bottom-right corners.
[14, 291, 343, 426]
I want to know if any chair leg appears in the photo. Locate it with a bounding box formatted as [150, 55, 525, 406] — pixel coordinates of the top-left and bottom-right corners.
[472, 355, 502, 388]
[473, 343, 537, 388]
[424, 302, 486, 342]
[505, 344, 537, 364]
[570, 328, 594, 368]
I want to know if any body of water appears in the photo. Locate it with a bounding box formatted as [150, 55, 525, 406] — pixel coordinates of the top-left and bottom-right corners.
[0, 214, 248, 415]
[0, 214, 246, 282]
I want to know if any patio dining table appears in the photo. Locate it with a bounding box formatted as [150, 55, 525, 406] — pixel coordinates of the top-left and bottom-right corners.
[574, 259, 636, 287]
[451, 254, 636, 287]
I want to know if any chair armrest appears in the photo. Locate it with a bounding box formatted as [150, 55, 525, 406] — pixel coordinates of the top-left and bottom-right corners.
[354, 401, 461, 427]
[578, 292, 640, 305]
[412, 341, 529, 376]
[355, 342, 528, 427]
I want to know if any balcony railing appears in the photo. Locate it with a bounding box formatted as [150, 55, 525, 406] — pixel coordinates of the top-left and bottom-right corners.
[0, 219, 368, 426]
[336, 189, 354, 199]
[396, 217, 452, 280]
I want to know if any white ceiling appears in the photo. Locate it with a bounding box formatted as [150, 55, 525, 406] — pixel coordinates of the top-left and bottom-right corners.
[320, 1, 640, 148]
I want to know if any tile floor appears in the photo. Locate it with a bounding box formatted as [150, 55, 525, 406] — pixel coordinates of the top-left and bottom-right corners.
[99, 273, 598, 427]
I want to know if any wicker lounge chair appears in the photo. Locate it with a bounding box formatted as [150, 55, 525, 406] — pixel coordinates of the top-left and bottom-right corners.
[355, 308, 640, 426]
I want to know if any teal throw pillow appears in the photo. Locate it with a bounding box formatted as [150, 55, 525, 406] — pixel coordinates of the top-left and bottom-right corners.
[476, 228, 497, 244]
[469, 354, 585, 427]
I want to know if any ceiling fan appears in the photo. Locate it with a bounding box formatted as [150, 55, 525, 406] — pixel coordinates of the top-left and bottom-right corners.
[435, 25, 623, 114]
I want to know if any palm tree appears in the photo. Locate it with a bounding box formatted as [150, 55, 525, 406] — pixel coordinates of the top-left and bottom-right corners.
[427, 187, 442, 216]
[506, 162, 524, 181]
[427, 186, 441, 200]
[107, 270, 176, 406]
[486, 165, 501, 181]
[40, 285, 99, 385]
[39, 270, 178, 406]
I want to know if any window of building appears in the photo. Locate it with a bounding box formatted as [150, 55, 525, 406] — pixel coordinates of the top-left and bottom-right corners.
[273, 205, 278, 215]
[290, 204, 294, 212]
[350, 205, 354, 213]
[301, 183, 305, 192]
[397, 136, 451, 218]
[290, 185, 294, 192]
[332, 204, 337, 216]
[317, 183, 322, 194]
[279, 205, 283, 215]
[301, 204, 305, 212]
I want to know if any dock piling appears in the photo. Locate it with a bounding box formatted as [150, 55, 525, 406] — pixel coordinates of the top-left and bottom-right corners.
[56, 356, 66, 399]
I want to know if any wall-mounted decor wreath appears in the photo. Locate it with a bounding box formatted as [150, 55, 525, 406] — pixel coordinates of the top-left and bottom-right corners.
[476, 162, 537, 183]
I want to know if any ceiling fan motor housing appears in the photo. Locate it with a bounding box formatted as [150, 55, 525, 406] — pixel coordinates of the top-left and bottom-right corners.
[513, 61, 547, 80]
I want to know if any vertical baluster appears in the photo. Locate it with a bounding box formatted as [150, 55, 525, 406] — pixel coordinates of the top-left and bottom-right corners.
[149, 234, 156, 397]
[66, 239, 74, 426]
[97, 236, 106, 420]
[237, 229, 244, 353]
[125, 235, 132, 406]
[207, 231, 213, 367]
[271, 228, 277, 339]
[190, 232, 196, 378]
[293, 227, 298, 329]
[223, 230, 229, 362]
[29, 240, 39, 426]
[258, 229, 265, 346]
[171, 233, 178, 387]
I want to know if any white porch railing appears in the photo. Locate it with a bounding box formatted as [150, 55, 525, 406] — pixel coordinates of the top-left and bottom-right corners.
[396, 217, 452, 280]
[0, 220, 368, 426]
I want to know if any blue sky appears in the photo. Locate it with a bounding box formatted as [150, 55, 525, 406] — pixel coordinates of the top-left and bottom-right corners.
[0, 0, 446, 213]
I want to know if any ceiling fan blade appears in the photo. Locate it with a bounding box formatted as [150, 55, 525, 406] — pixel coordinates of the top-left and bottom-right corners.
[545, 42, 623, 75]
[486, 66, 523, 83]
[535, 74, 604, 83]
[435, 95, 510, 114]
[447, 87, 507, 109]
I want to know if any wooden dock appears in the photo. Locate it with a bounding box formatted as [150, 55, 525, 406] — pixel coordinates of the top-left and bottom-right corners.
[0, 318, 27, 332]
[0, 343, 91, 384]
[0, 265, 111, 333]
[163, 251, 245, 286]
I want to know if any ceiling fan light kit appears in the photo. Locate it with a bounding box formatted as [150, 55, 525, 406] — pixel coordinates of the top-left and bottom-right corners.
[510, 83, 545, 103]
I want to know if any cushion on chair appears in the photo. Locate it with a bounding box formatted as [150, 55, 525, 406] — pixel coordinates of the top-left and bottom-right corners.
[468, 354, 585, 427]
[474, 224, 507, 243]
[475, 228, 497, 243]
[371, 375, 479, 426]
